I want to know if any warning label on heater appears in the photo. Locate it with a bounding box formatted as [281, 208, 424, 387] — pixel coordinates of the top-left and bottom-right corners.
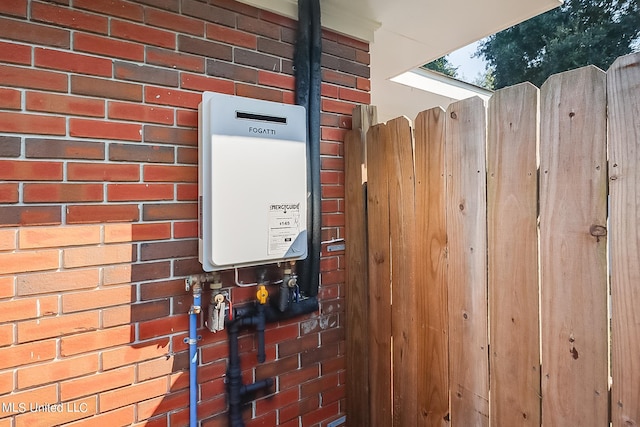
[268, 203, 301, 255]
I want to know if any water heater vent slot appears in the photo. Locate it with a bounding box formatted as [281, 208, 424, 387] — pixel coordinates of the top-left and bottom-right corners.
[236, 111, 287, 124]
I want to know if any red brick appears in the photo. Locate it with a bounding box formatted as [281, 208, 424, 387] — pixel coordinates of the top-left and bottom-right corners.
[61, 325, 133, 356]
[60, 366, 135, 401]
[74, 0, 143, 22]
[14, 397, 97, 427]
[322, 69, 356, 88]
[322, 83, 339, 99]
[0, 295, 57, 323]
[0, 0, 27, 17]
[71, 75, 142, 102]
[339, 87, 370, 104]
[26, 91, 105, 117]
[173, 221, 197, 238]
[17, 310, 98, 343]
[144, 125, 197, 146]
[138, 315, 189, 340]
[111, 19, 175, 49]
[63, 243, 134, 268]
[0, 206, 61, 227]
[181, 0, 235, 27]
[206, 59, 257, 84]
[144, 165, 197, 182]
[24, 183, 103, 203]
[104, 222, 172, 243]
[321, 127, 348, 142]
[18, 353, 99, 388]
[0, 87, 22, 110]
[301, 401, 340, 426]
[0, 229, 16, 251]
[26, 138, 105, 160]
[108, 101, 174, 125]
[139, 278, 183, 301]
[66, 204, 139, 224]
[140, 239, 197, 261]
[146, 47, 205, 73]
[206, 22, 256, 49]
[356, 77, 371, 91]
[70, 118, 142, 141]
[107, 183, 173, 201]
[0, 160, 62, 181]
[103, 264, 133, 286]
[115, 61, 179, 87]
[67, 162, 140, 181]
[321, 157, 344, 171]
[237, 14, 279, 39]
[212, 0, 260, 16]
[176, 183, 197, 200]
[0, 64, 67, 92]
[301, 372, 339, 398]
[0, 111, 66, 136]
[178, 34, 232, 61]
[137, 389, 188, 420]
[322, 99, 357, 115]
[31, 2, 109, 34]
[143, 203, 197, 221]
[0, 385, 57, 420]
[236, 83, 283, 103]
[145, 7, 203, 36]
[109, 143, 174, 163]
[259, 9, 296, 28]
[34, 48, 112, 77]
[279, 396, 320, 424]
[0, 276, 14, 298]
[321, 141, 342, 157]
[62, 285, 135, 313]
[0, 183, 18, 203]
[258, 70, 295, 90]
[181, 72, 234, 94]
[22, 270, 60, 294]
[0, 40, 30, 65]
[337, 33, 369, 52]
[64, 405, 135, 427]
[0, 250, 59, 280]
[0, 370, 12, 394]
[176, 109, 198, 127]
[0, 340, 57, 370]
[0, 16, 69, 48]
[74, 32, 144, 62]
[101, 338, 170, 370]
[177, 147, 197, 165]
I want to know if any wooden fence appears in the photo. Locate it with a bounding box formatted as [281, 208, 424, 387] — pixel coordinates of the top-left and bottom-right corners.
[345, 52, 640, 427]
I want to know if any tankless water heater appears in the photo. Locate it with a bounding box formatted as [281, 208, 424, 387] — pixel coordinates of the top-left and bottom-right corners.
[198, 92, 308, 272]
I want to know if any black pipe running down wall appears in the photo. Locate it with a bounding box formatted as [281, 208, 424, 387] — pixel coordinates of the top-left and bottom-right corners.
[295, 0, 322, 298]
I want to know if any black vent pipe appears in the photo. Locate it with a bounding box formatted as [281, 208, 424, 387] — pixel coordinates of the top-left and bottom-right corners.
[295, 0, 322, 297]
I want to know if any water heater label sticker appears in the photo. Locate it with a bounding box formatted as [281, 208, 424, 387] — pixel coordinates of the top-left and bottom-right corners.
[268, 203, 301, 255]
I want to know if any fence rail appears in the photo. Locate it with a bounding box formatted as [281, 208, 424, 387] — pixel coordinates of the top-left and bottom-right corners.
[345, 52, 640, 427]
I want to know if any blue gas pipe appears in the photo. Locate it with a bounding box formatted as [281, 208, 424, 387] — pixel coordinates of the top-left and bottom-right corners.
[187, 282, 201, 427]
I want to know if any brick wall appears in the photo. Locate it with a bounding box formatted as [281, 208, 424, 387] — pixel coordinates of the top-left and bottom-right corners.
[0, 0, 370, 426]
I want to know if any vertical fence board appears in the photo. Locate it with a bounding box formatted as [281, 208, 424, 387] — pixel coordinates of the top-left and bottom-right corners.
[387, 116, 418, 427]
[345, 128, 370, 427]
[353, 105, 378, 183]
[487, 83, 541, 426]
[366, 123, 393, 427]
[539, 66, 608, 427]
[445, 97, 489, 427]
[415, 108, 450, 427]
[608, 52, 640, 427]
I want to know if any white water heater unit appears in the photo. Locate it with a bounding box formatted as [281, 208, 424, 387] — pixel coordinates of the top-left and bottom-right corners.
[198, 92, 308, 272]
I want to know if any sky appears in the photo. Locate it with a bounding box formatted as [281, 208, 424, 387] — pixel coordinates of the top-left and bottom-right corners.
[447, 40, 488, 84]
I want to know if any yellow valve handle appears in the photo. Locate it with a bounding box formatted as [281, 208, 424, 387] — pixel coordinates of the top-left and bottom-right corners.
[256, 285, 268, 305]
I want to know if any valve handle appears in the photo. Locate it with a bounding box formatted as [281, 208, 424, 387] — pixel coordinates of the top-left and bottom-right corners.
[256, 285, 268, 305]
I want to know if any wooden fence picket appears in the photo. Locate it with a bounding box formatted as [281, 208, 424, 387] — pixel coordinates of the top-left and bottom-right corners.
[445, 97, 489, 427]
[539, 66, 608, 427]
[608, 52, 640, 427]
[487, 83, 540, 426]
[414, 108, 449, 427]
[365, 123, 393, 427]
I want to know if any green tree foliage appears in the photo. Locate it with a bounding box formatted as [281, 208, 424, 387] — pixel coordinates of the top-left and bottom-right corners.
[423, 56, 459, 78]
[477, 0, 640, 89]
